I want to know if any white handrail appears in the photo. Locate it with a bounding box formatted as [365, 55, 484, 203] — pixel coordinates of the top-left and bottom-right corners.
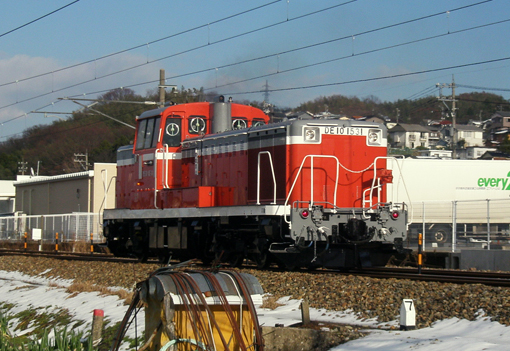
[163, 144, 169, 188]
[284, 155, 340, 224]
[256, 151, 277, 205]
[154, 149, 159, 209]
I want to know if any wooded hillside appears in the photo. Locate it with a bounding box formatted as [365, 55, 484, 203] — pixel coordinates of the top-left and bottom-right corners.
[0, 88, 508, 179]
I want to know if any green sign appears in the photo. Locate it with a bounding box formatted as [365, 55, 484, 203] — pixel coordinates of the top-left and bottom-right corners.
[477, 172, 510, 190]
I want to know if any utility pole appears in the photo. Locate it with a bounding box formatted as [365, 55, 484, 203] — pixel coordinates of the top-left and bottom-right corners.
[158, 69, 177, 108]
[159, 69, 166, 108]
[437, 75, 457, 158]
[74, 152, 91, 171]
[17, 161, 28, 175]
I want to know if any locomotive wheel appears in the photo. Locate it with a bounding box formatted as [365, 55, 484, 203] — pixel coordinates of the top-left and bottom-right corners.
[253, 251, 272, 270]
[214, 251, 244, 268]
[158, 253, 171, 265]
[228, 253, 245, 268]
[136, 251, 148, 263]
[430, 226, 450, 244]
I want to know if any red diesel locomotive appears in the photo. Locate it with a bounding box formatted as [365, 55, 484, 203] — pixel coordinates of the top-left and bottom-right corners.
[103, 98, 408, 269]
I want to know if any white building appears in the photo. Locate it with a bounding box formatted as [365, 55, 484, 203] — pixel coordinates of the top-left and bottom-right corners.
[388, 124, 432, 149]
[0, 180, 15, 215]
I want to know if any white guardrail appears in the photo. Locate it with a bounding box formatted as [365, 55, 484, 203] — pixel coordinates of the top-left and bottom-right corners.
[0, 213, 104, 244]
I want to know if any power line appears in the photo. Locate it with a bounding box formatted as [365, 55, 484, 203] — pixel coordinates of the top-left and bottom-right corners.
[0, 1, 81, 39]
[457, 97, 510, 105]
[204, 18, 510, 92]
[0, 0, 503, 134]
[1, 7, 505, 130]
[0, 12, 510, 133]
[69, 1, 500, 99]
[406, 86, 438, 100]
[457, 84, 510, 93]
[0, 0, 281, 88]
[221, 56, 510, 95]
[0, 0, 356, 113]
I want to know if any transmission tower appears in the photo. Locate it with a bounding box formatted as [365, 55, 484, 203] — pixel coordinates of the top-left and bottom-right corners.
[262, 80, 270, 102]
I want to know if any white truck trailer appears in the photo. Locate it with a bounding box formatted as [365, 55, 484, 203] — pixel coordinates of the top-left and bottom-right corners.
[386, 158, 510, 245]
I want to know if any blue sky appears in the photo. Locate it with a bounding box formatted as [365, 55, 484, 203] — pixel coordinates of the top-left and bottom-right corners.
[0, 0, 509, 140]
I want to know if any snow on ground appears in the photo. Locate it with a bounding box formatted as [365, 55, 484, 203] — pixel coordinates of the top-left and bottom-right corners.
[1, 269, 510, 350]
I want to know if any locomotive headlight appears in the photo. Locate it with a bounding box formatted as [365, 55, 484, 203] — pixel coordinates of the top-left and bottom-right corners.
[367, 129, 382, 145]
[303, 127, 320, 143]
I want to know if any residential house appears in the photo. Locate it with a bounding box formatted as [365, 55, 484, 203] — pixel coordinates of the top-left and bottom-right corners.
[457, 146, 497, 160]
[485, 111, 510, 146]
[479, 151, 510, 160]
[388, 123, 432, 149]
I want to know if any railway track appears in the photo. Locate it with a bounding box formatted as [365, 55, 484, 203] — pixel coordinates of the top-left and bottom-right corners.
[2, 248, 510, 287]
[349, 266, 510, 287]
[0, 248, 139, 263]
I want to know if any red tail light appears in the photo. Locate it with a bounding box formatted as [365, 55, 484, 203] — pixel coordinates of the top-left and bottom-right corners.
[392, 211, 400, 219]
[300, 209, 310, 219]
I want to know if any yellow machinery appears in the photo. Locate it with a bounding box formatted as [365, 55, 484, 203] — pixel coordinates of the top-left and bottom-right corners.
[111, 266, 264, 351]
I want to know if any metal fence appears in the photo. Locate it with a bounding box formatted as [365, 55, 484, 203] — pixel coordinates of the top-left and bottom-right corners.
[0, 213, 104, 244]
[405, 198, 510, 251]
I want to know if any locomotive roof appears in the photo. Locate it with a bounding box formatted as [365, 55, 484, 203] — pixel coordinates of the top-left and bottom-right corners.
[182, 117, 387, 145]
[137, 106, 167, 120]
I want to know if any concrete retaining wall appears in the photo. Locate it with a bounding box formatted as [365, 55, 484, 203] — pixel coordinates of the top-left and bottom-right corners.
[445, 249, 510, 271]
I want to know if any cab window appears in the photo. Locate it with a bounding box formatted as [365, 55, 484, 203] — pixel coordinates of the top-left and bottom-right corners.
[232, 117, 248, 130]
[163, 117, 182, 147]
[136, 117, 161, 150]
[188, 115, 207, 135]
[135, 119, 148, 150]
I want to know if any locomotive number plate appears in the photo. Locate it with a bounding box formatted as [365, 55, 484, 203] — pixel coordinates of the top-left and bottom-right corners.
[323, 126, 363, 136]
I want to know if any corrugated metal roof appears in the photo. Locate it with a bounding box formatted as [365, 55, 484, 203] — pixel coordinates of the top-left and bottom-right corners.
[14, 171, 94, 186]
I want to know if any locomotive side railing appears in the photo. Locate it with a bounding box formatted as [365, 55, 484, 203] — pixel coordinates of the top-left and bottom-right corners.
[284, 155, 340, 224]
[256, 151, 277, 205]
[163, 144, 170, 188]
[284, 155, 402, 224]
[154, 148, 159, 208]
[365, 156, 410, 210]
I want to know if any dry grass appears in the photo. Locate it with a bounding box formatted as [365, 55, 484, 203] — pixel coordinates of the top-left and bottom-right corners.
[71, 241, 91, 253]
[65, 281, 133, 304]
[260, 295, 284, 310]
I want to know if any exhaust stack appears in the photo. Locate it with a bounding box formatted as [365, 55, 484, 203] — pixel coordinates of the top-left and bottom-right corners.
[211, 96, 232, 133]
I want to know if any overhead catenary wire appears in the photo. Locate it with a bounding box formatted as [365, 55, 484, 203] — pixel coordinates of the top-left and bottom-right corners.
[0, 0, 81, 39]
[0, 0, 281, 88]
[1, 0, 506, 141]
[456, 84, 510, 93]
[70, 1, 499, 98]
[220, 56, 510, 96]
[0, 0, 356, 114]
[203, 17, 510, 92]
[0, 0, 494, 114]
[1, 23, 507, 139]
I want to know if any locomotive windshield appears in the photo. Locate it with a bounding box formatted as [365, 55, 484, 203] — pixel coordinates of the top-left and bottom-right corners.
[136, 117, 161, 150]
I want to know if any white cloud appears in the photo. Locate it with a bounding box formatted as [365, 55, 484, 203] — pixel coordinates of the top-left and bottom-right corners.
[0, 52, 158, 139]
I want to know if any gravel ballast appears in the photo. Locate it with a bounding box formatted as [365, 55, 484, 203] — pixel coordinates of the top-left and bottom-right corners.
[1, 256, 509, 329]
